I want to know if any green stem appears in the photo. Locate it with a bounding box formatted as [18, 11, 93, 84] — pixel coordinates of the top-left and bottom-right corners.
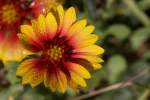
[123, 0, 150, 26]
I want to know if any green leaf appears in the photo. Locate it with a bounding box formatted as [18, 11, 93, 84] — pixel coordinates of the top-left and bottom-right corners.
[106, 24, 131, 40]
[87, 70, 102, 88]
[138, 0, 150, 10]
[131, 27, 150, 50]
[143, 51, 150, 60]
[4, 61, 20, 85]
[106, 54, 127, 83]
[129, 60, 150, 86]
[0, 84, 23, 100]
[21, 88, 45, 100]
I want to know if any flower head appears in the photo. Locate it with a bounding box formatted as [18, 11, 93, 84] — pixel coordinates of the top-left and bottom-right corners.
[0, 0, 31, 61]
[31, 0, 64, 17]
[16, 5, 104, 93]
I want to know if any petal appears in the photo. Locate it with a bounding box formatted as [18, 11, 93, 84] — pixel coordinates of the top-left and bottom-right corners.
[49, 73, 58, 92]
[73, 45, 105, 55]
[46, 12, 58, 38]
[68, 80, 79, 92]
[56, 69, 67, 93]
[21, 25, 35, 38]
[22, 69, 33, 85]
[48, 69, 67, 93]
[81, 25, 95, 35]
[60, 7, 76, 36]
[38, 15, 46, 33]
[74, 25, 95, 38]
[67, 19, 87, 38]
[20, 58, 45, 86]
[16, 59, 32, 76]
[70, 71, 87, 87]
[72, 34, 98, 48]
[31, 20, 39, 34]
[19, 34, 43, 52]
[44, 69, 50, 87]
[92, 63, 103, 70]
[72, 55, 104, 63]
[56, 5, 64, 31]
[30, 69, 44, 88]
[68, 62, 91, 79]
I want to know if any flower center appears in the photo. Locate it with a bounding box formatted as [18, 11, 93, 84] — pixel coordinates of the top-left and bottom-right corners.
[0, 4, 18, 24]
[48, 45, 64, 61]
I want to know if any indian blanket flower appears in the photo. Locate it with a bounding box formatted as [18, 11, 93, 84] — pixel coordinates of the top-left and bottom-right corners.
[31, 0, 64, 17]
[16, 5, 104, 93]
[0, 0, 31, 61]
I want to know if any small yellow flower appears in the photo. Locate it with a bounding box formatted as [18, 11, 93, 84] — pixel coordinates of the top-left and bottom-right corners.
[16, 5, 104, 93]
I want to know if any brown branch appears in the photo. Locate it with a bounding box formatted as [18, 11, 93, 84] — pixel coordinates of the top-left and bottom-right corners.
[71, 67, 149, 100]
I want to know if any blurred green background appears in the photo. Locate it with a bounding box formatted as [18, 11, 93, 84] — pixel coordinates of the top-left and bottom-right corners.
[0, 0, 150, 100]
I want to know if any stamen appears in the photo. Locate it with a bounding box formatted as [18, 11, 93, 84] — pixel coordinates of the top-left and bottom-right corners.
[48, 45, 64, 61]
[0, 4, 18, 24]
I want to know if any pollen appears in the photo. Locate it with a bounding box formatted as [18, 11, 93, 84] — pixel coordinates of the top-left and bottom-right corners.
[48, 45, 64, 61]
[0, 4, 17, 24]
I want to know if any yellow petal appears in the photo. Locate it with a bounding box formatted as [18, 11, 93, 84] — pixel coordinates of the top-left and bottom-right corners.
[76, 34, 98, 48]
[69, 80, 79, 92]
[22, 69, 33, 85]
[21, 25, 34, 37]
[60, 7, 76, 36]
[71, 72, 87, 87]
[92, 63, 103, 70]
[49, 74, 58, 92]
[74, 45, 105, 55]
[46, 12, 58, 38]
[30, 70, 44, 88]
[44, 70, 50, 87]
[76, 25, 95, 38]
[38, 15, 46, 33]
[16, 60, 32, 76]
[70, 63, 91, 79]
[31, 20, 39, 34]
[56, 70, 67, 93]
[56, 5, 64, 30]
[73, 55, 104, 63]
[67, 19, 87, 38]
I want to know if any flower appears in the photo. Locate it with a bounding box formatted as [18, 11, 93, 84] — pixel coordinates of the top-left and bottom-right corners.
[0, 0, 31, 61]
[31, 0, 64, 17]
[16, 5, 104, 93]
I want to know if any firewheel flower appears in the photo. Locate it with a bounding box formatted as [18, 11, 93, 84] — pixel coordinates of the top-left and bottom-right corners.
[16, 5, 104, 93]
[0, 0, 31, 61]
[31, 0, 64, 17]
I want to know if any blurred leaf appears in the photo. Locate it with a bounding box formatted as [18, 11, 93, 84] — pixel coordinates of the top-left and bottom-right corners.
[106, 54, 127, 83]
[0, 84, 23, 100]
[106, 24, 131, 40]
[106, 0, 115, 10]
[143, 51, 150, 60]
[4, 61, 20, 85]
[66, 88, 76, 97]
[131, 27, 150, 50]
[86, 70, 103, 89]
[83, 0, 96, 19]
[138, 0, 150, 10]
[129, 60, 150, 86]
[21, 88, 45, 100]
